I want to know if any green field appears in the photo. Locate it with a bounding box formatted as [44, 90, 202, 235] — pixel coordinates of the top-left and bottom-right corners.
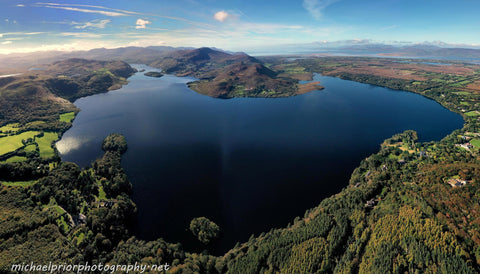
[94, 68, 114, 76]
[0, 180, 37, 187]
[470, 139, 480, 148]
[59, 112, 75, 123]
[36, 132, 59, 158]
[0, 123, 20, 134]
[1, 156, 28, 163]
[52, 205, 65, 214]
[24, 144, 37, 152]
[465, 111, 480, 117]
[98, 185, 107, 200]
[0, 131, 40, 156]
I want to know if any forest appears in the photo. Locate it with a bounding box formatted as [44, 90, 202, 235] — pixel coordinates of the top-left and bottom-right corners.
[1, 54, 480, 273]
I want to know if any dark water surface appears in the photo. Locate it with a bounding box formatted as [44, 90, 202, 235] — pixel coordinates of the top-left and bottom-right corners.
[57, 65, 464, 254]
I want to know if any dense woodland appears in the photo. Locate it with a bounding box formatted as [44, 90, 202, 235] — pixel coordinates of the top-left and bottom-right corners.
[1, 52, 480, 272]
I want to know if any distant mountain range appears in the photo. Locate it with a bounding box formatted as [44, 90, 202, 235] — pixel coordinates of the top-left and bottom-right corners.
[0, 47, 318, 99]
[2, 43, 480, 71]
[337, 44, 480, 59]
[0, 46, 182, 70]
[264, 42, 480, 60]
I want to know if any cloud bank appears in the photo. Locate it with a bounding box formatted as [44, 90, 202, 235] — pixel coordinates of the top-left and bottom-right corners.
[74, 19, 111, 29]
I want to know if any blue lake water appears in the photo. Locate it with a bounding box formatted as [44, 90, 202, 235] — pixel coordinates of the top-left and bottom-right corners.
[57, 65, 464, 254]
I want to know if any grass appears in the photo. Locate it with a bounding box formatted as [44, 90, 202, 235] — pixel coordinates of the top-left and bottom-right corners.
[465, 111, 480, 117]
[1, 156, 28, 163]
[36, 132, 59, 158]
[454, 91, 472, 96]
[0, 131, 40, 156]
[56, 216, 70, 234]
[97, 180, 107, 200]
[59, 112, 75, 123]
[1, 180, 37, 187]
[52, 205, 65, 214]
[94, 68, 114, 77]
[470, 139, 480, 148]
[0, 123, 20, 134]
[387, 154, 399, 160]
[76, 232, 85, 245]
[24, 144, 37, 152]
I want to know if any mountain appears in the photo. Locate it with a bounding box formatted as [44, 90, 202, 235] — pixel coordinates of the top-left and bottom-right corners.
[148, 47, 319, 98]
[0, 59, 135, 126]
[294, 42, 480, 59]
[3, 42, 480, 73]
[149, 47, 236, 76]
[0, 47, 176, 70]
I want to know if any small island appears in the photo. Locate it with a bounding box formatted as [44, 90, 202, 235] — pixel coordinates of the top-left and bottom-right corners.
[144, 71, 164, 78]
[189, 217, 220, 244]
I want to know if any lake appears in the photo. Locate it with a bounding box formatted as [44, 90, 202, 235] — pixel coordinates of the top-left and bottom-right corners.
[57, 65, 464, 254]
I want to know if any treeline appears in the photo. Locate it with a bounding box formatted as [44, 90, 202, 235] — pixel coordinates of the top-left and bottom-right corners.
[0, 160, 50, 181]
[0, 135, 134, 269]
[215, 131, 478, 273]
[0, 134, 221, 273]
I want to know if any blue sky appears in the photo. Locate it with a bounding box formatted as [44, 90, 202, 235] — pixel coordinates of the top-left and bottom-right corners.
[0, 0, 479, 54]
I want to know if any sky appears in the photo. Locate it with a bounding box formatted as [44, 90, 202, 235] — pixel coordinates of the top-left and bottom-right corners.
[0, 0, 479, 54]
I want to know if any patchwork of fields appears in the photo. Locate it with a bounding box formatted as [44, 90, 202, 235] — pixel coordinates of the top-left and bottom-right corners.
[0, 112, 75, 163]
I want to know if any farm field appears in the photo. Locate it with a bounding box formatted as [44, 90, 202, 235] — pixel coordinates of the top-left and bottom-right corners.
[0, 131, 40, 156]
[59, 112, 75, 123]
[36, 132, 59, 158]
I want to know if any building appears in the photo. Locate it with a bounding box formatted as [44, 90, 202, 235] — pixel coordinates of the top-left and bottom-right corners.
[447, 178, 467, 187]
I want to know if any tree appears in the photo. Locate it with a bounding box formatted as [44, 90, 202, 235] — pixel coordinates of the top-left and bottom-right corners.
[189, 217, 220, 244]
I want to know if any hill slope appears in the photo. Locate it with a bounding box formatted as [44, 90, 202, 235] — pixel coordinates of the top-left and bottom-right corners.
[0, 59, 135, 127]
[149, 47, 322, 98]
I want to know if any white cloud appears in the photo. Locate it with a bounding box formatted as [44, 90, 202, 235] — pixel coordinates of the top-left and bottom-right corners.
[303, 0, 339, 19]
[1, 41, 12, 45]
[0, 32, 46, 37]
[135, 19, 151, 29]
[16, 4, 25, 7]
[34, 2, 213, 29]
[214, 11, 229, 23]
[381, 25, 398, 31]
[73, 19, 111, 29]
[36, 2, 141, 15]
[4, 19, 8, 22]
[38, 5, 127, 16]
[60, 32, 103, 38]
[0, 40, 122, 54]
